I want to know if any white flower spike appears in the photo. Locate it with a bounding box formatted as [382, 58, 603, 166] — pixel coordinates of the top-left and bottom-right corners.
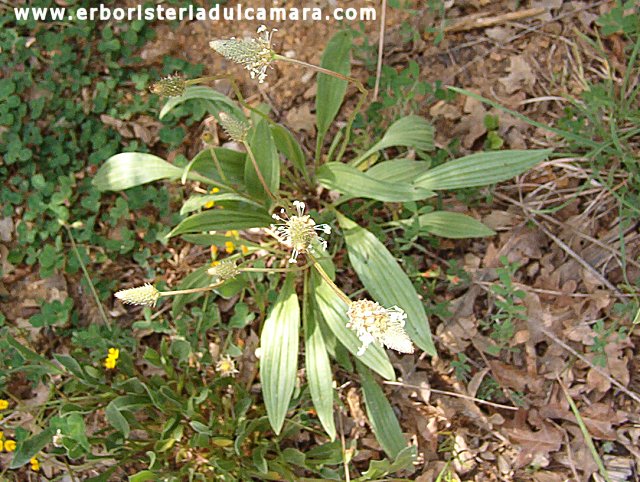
[210, 25, 276, 83]
[346, 299, 414, 356]
[268, 201, 331, 264]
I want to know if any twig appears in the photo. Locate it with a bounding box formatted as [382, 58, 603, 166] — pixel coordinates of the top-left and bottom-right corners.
[373, 0, 386, 101]
[541, 327, 640, 404]
[444, 8, 546, 33]
[384, 381, 519, 411]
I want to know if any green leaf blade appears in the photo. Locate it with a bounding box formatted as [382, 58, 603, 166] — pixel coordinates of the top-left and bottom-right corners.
[167, 208, 272, 238]
[358, 363, 408, 459]
[159, 86, 243, 120]
[414, 149, 552, 190]
[316, 30, 352, 139]
[246, 118, 280, 203]
[317, 163, 434, 202]
[351, 115, 434, 167]
[415, 211, 496, 239]
[93, 153, 182, 192]
[260, 275, 300, 434]
[304, 283, 336, 440]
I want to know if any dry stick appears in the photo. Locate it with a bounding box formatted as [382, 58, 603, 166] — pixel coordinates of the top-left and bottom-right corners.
[373, 0, 387, 101]
[443, 7, 545, 33]
[541, 326, 640, 404]
[494, 191, 640, 271]
[492, 191, 627, 299]
[384, 381, 519, 411]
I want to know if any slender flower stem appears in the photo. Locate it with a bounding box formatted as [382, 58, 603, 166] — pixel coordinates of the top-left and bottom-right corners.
[160, 283, 223, 297]
[62, 223, 111, 329]
[335, 88, 368, 163]
[208, 147, 228, 183]
[274, 55, 367, 95]
[308, 253, 351, 305]
[242, 141, 278, 203]
[185, 75, 230, 86]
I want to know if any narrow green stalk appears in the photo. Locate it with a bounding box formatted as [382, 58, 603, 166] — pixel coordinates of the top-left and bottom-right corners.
[62, 223, 111, 329]
[160, 282, 223, 297]
[308, 253, 351, 305]
[335, 88, 368, 163]
[209, 147, 228, 183]
[274, 55, 367, 95]
[242, 141, 278, 203]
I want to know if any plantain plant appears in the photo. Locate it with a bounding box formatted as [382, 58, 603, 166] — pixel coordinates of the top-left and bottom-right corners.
[94, 26, 551, 472]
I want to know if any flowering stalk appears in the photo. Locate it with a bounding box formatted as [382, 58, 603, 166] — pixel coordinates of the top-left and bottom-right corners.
[273, 55, 367, 95]
[243, 141, 278, 203]
[308, 253, 351, 305]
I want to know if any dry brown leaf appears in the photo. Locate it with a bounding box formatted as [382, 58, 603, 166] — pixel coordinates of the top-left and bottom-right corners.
[499, 55, 536, 94]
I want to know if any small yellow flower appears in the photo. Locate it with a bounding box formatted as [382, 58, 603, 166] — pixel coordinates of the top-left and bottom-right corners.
[0, 399, 9, 410]
[0, 440, 3, 451]
[104, 348, 120, 370]
[225, 230, 240, 240]
[211, 245, 219, 258]
[30, 456, 40, 471]
[241, 245, 249, 255]
[204, 187, 220, 209]
[224, 241, 235, 254]
[4, 439, 16, 452]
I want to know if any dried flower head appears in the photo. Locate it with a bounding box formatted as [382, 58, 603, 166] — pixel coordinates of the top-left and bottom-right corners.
[346, 299, 414, 356]
[218, 112, 249, 142]
[216, 355, 239, 377]
[268, 201, 331, 264]
[150, 74, 186, 97]
[210, 25, 276, 83]
[115, 283, 160, 307]
[207, 259, 240, 282]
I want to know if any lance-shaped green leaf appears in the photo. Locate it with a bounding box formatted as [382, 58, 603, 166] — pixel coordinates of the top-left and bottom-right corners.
[187, 147, 246, 185]
[303, 281, 336, 440]
[351, 116, 434, 167]
[159, 86, 243, 120]
[246, 118, 280, 202]
[180, 193, 261, 215]
[271, 124, 310, 183]
[316, 30, 352, 140]
[366, 159, 433, 183]
[312, 272, 395, 381]
[93, 153, 183, 191]
[261, 274, 299, 434]
[358, 362, 408, 459]
[167, 208, 272, 238]
[317, 163, 433, 202]
[338, 214, 436, 356]
[414, 149, 552, 190]
[400, 211, 496, 239]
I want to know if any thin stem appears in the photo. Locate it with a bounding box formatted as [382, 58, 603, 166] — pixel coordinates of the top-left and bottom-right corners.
[242, 141, 278, 203]
[275, 55, 367, 95]
[208, 146, 228, 183]
[160, 282, 223, 297]
[62, 223, 111, 329]
[335, 87, 368, 164]
[308, 253, 351, 305]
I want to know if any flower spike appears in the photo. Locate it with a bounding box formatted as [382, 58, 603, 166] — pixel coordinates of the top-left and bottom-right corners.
[268, 201, 331, 264]
[346, 299, 414, 356]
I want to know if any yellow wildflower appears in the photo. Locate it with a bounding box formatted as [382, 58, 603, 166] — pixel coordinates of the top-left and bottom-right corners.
[225, 230, 240, 240]
[241, 245, 249, 255]
[0, 399, 9, 410]
[204, 187, 220, 209]
[0, 440, 3, 451]
[30, 456, 40, 471]
[4, 439, 16, 452]
[211, 245, 219, 259]
[104, 348, 120, 370]
[224, 241, 235, 254]
[216, 355, 239, 377]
